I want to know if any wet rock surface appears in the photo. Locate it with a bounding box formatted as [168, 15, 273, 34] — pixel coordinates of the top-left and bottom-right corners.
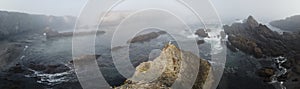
[224, 16, 293, 58]
[256, 67, 276, 82]
[195, 29, 209, 37]
[224, 16, 300, 89]
[116, 43, 211, 89]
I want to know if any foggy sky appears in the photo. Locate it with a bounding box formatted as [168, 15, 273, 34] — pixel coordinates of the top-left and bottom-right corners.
[0, 0, 300, 23]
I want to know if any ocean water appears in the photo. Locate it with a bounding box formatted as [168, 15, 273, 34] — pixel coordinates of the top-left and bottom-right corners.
[17, 27, 214, 88]
[13, 24, 285, 89]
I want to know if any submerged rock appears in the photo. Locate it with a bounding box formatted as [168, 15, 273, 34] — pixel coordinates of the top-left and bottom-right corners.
[115, 43, 211, 89]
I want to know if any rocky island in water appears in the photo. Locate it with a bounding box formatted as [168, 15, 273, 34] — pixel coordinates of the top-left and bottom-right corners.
[0, 10, 300, 89]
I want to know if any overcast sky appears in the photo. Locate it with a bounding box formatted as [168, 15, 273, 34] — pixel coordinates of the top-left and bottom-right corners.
[0, 0, 300, 23]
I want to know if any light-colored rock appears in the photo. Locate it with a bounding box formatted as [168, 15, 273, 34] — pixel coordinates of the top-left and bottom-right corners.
[115, 43, 211, 89]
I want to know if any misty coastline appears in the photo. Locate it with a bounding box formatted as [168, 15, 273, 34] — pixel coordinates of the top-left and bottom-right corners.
[0, 9, 299, 89]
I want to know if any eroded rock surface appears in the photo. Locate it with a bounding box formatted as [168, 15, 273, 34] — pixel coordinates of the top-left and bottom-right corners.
[224, 16, 300, 89]
[224, 16, 300, 58]
[116, 43, 211, 89]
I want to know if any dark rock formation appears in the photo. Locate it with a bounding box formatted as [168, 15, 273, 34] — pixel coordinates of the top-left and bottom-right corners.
[256, 67, 275, 82]
[116, 43, 211, 89]
[270, 15, 300, 32]
[245, 16, 259, 28]
[291, 54, 300, 74]
[128, 31, 167, 43]
[195, 29, 209, 37]
[0, 11, 76, 40]
[197, 40, 205, 45]
[224, 16, 300, 58]
[226, 42, 237, 52]
[225, 16, 300, 88]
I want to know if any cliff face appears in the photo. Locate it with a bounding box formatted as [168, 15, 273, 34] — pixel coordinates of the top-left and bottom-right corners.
[224, 16, 300, 58]
[115, 43, 211, 89]
[0, 11, 76, 40]
[270, 15, 300, 32]
[224, 16, 300, 89]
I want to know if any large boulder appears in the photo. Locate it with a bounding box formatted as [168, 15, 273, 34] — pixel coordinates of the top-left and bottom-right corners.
[116, 43, 211, 89]
[195, 29, 209, 37]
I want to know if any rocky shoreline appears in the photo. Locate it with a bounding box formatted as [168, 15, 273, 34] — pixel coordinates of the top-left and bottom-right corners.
[270, 15, 300, 32]
[224, 16, 300, 89]
[1, 10, 300, 89]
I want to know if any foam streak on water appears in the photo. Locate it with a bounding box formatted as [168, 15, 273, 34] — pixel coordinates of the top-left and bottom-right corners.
[24, 65, 75, 86]
[269, 56, 287, 89]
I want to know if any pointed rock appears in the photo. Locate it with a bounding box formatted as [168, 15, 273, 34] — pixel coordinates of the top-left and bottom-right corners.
[245, 15, 259, 28]
[115, 44, 211, 89]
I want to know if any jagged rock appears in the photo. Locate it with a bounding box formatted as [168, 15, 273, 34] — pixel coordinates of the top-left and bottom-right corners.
[245, 16, 259, 28]
[226, 42, 238, 52]
[227, 35, 263, 58]
[225, 16, 300, 86]
[195, 29, 209, 37]
[115, 43, 211, 89]
[224, 16, 300, 58]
